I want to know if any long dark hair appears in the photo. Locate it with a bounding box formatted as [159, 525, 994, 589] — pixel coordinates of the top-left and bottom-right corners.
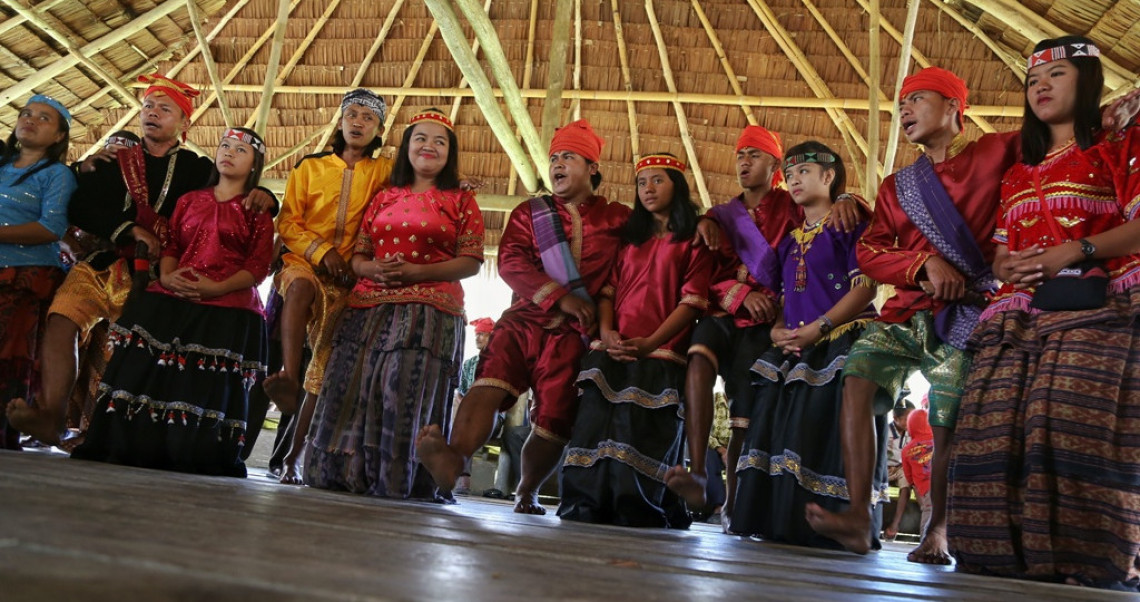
[783, 140, 846, 201]
[0, 104, 70, 185]
[625, 155, 698, 245]
[1020, 35, 1104, 166]
[390, 111, 461, 191]
[205, 127, 266, 193]
[331, 128, 383, 158]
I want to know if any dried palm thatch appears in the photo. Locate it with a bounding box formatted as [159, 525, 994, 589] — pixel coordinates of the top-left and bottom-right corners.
[0, 0, 1136, 227]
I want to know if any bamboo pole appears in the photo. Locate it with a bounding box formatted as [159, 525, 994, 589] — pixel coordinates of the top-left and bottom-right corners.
[0, 0, 185, 106]
[864, 0, 881, 200]
[251, 0, 292, 136]
[312, 0, 405, 154]
[186, 0, 233, 128]
[448, 0, 494, 124]
[571, 0, 582, 120]
[927, 0, 1023, 78]
[453, 0, 549, 183]
[883, 0, 920, 174]
[266, 126, 327, 169]
[541, 0, 574, 153]
[424, 0, 540, 192]
[645, 0, 712, 208]
[508, 0, 541, 196]
[378, 20, 439, 146]
[0, 0, 67, 37]
[609, 0, 642, 161]
[691, 0, 756, 125]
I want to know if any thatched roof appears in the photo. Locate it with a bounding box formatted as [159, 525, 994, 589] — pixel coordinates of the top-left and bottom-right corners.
[3, 0, 1137, 222]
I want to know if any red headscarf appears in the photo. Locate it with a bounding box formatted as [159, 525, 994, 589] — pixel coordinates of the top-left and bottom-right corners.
[899, 67, 969, 128]
[907, 408, 933, 442]
[550, 119, 604, 163]
[735, 125, 784, 188]
[469, 317, 495, 334]
[139, 74, 199, 141]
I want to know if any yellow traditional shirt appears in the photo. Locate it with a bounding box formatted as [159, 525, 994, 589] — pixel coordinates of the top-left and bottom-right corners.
[277, 152, 393, 266]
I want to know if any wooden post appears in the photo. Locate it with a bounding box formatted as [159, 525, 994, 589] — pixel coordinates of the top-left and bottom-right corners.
[186, 0, 234, 128]
[571, 0, 582, 121]
[865, 0, 881, 201]
[0, 0, 67, 37]
[541, 0, 574, 154]
[883, 0, 921, 175]
[508, 0, 541, 196]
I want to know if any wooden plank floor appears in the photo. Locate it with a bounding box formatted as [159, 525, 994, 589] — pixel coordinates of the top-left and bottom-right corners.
[0, 451, 1130, 601]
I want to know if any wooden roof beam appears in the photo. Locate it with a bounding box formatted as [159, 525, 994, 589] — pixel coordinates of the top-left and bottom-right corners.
[540, 0, 573, 155]
[251, 0, 292, 135]
[424, 0, 540, 192]
[507, 0, 541, 196]
[186, 0, 233, 128]
[453, 0, 550, 184]
[0, 0, 67, 37]
[313, 0, 404, 153]
[609, 0, 642, 161]
[690, 0, 756, 126]
[0, 0, 185, 106]
[645, 0, 712, 208]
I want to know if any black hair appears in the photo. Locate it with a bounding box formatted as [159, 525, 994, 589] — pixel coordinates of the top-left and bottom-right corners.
[331, 128, 383, 158]
[1020, 35, 1104, 166]
[624, 153, 698, 245]
[782, 140, 846, 201]
[590, 168, 603, 190]
[205, 126, 266, 193]
[390, 110, 461, 191]
[0, 102, 70, 185]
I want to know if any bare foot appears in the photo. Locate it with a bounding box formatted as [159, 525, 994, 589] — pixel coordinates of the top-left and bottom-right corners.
[907, 526, 951, 565]
[664, 464, 708, 509]
[415, 424, 463, 491]
[513, 489, 547, 515]
[804, 502, 871, 555]
[278, 456, 303, 485]
[6, 398, 64, 447]
[263, 371, 300, 415]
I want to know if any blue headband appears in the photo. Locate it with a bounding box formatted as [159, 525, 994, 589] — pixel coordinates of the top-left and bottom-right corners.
[28, 94, 71, 126]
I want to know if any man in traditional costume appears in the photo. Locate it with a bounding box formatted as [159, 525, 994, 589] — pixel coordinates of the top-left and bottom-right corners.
[8, 74, 274, 446]
[417, 119, 630, 514]
[805, 67, 1019, 563]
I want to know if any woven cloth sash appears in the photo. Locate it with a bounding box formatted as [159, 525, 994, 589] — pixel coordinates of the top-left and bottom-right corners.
[895, 156, 997, 349]
[117, 145, 173, 257]
[708, 197, 778, 290]
[530, 196, 590, 301]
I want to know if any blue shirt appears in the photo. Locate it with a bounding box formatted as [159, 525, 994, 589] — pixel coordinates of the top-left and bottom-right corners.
[0, 160, 76, 268]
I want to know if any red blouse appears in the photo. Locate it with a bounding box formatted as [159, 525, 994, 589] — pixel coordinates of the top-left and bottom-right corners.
[151, 188, 275, 314]
[348, 185, 484, 315]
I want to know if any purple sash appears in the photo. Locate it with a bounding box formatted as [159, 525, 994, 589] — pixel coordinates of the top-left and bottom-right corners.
[895, 156, 998, 349]
[708, 197, 779, 290]
[530, 196, 591, 301]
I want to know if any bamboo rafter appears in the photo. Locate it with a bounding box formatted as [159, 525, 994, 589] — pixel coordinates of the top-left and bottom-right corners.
[570, 0, 582, 120]
[186, 0, 233, 128]
[865, 0, 881, 200]
[645, 0, 711, 208]
[0, 0, 68, 37]
[691, 0, 756, 126]
[378, 18, 439, 147]
[448, 0, 494, 124]
[251, 0, 292, 135]
[883, 0, 921, 175]
[508, 0, 541, 196]
[609, 0, 642, 161]
[541, 0, 573, 153]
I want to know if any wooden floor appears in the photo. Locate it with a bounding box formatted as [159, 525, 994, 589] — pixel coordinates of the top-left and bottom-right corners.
[0, 451, 1129, 601]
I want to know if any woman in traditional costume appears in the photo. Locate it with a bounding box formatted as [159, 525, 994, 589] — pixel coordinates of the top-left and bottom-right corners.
[72, 128, 273, 476]
[731, 141, 878, 547]
[948, 36, 1140, 590]
[558, 153, 712, 528]
[0, 95, 76, 449]
[303, 109, 484, 499]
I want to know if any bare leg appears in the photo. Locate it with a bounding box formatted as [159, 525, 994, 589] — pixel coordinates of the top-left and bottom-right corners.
[722, 426, 745, 528]
[513, 432, 564, 515]
[279, 390, 317, 485]
[907, 425, 953, 564]
[805, 375, 879, 554]
[263, 280, 315, 415]
[7, 314, 81, 446]
[417, 385, 508, 492]
[665, 354, 714, 509]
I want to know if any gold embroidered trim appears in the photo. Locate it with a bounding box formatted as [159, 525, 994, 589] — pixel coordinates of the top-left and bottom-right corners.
[111, 221, 134, 243]
[566, 202, 583, 266]
[533, 280, 562, 306]
[334, 169, 353, 247]
[533, 424, 568, 445]
[687, 344, 719, 373]
[680, 294, 709, 310]
[577, 368, 682, 409]
[304, 238, 325, 264]
[564, 439, 669, 482]
[470, 377, 522, 398]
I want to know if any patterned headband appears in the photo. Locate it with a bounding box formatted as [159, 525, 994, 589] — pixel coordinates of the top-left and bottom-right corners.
[341, 88, 387, 122]
[409, 109, 453, 131]
[783, 151, 838, 171]
[1027, 41, 1101, 70]
[636, 154, 686, 174]
[105, 135, 139, 149]
[222, 128, 266, 155]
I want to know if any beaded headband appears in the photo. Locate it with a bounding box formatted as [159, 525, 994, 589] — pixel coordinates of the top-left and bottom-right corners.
[222, 128, 266, 155]
[409, 109, 453, 131]
[783, 151, 838, 171]
[1027, 41, 1100, 70]
[635, 154, 686, 174]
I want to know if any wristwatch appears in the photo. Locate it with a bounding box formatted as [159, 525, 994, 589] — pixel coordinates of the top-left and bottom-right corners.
[817, 315, 834, 336]
[1078, 238, 1096, 259]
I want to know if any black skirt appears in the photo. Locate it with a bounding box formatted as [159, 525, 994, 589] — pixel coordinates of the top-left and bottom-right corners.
[73, 292, 266, 477]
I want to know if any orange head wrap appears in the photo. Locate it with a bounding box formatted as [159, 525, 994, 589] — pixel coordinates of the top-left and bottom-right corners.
[469, 317, 495, 334]
[139, 73, 199, 140]
[735, 125, 784, 188]
[550, 119, 604, 163]
[899, 66, 969, 128]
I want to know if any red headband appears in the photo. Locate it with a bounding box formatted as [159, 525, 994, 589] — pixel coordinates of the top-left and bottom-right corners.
[410, 108, 454, 131]
[899, 66, 969, 126]
[736, 125, 784, 188]
[469, 317, 495, 334]
[1027, 41, 1101, 70]
[636, 154, 686, 174]
[139, 73, 198, 141]
[550, 119, 604, 163]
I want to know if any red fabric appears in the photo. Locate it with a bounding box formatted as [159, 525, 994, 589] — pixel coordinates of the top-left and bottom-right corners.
[550, 119, 604, 163]
[858, 132, 1020, 323]
[152, 189, 275, 314]
[902, 409, 934, 496]
[735, 125, 784, 188]
[907, 407, 933, 441]
[899, 67, 969, 126]
[469, 317, 495, 334]
[138, 73, 198, 120]
[706, 189, 802, 327]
